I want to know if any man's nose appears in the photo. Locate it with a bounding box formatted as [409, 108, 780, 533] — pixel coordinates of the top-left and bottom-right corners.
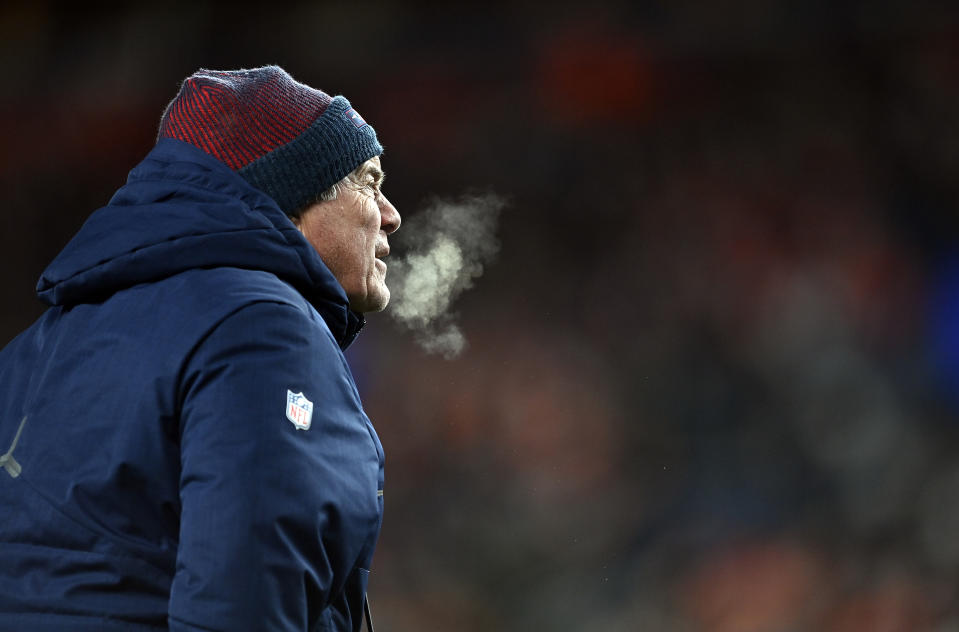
[379, 194, 401, 234]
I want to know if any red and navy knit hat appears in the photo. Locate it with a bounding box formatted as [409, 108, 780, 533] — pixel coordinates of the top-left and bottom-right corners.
[157, 65, 383, 216]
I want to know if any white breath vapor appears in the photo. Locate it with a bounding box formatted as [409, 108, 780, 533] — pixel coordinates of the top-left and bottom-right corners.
[387, 192, 504, 358]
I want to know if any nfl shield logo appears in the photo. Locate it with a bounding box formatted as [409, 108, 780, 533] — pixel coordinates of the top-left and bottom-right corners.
[343, 107, 368, 129]
[286, 390, 313, 430]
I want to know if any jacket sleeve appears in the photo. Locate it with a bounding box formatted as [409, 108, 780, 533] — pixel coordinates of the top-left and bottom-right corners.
[168, 301, 382, 632]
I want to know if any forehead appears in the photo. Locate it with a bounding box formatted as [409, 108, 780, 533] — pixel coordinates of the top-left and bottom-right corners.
[358, 155, 382, 174]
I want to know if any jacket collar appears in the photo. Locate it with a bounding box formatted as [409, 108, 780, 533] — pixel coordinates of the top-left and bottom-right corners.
[38, 139, 364, 350]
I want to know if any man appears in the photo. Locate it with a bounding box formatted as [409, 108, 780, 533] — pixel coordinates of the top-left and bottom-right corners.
[0, 66, 399, 631]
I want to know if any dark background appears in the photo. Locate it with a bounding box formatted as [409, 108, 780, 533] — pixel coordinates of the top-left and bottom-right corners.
[3, 1, 959, 630]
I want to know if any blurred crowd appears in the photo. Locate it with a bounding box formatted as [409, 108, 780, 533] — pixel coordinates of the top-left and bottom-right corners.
[3, 1, 959, 630]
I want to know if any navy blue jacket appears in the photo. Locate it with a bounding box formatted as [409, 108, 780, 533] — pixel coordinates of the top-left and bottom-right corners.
[0, 139, 385, 631]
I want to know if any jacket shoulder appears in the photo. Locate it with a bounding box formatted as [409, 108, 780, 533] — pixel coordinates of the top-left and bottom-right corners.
[162, 267, 320, 328]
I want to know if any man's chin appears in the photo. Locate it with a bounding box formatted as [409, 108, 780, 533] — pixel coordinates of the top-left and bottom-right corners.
[349, 288, 390, 314]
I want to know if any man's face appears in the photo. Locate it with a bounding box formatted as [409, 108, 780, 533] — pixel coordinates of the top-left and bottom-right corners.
[294, 156, 401, 313]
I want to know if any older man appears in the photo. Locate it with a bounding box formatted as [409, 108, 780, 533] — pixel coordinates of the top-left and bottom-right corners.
[0, 66, 399, 631]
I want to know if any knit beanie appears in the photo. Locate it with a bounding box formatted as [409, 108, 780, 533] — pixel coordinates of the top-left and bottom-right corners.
[157, 65, 383, 216]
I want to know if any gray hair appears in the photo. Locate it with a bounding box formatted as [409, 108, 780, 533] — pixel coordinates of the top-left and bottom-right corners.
[289, 164, 365, 219]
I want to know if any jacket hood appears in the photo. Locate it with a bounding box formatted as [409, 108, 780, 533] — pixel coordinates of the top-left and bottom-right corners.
[37, 138, 363, 347]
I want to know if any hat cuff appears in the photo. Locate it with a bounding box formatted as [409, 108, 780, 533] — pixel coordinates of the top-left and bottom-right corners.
[238, 96, 383, 215]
